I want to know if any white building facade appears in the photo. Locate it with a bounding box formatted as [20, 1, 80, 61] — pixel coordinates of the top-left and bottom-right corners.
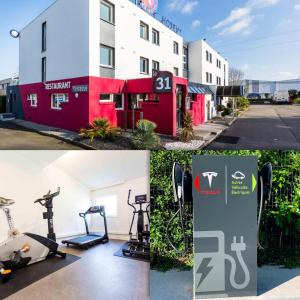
[15, 0, 230, 136]
[188, 39, 229, 87]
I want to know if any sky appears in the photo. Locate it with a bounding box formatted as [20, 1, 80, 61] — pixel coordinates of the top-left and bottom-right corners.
[0, 0, 300, 80]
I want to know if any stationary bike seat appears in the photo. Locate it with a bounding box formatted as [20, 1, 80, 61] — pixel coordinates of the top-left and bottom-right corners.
[0, 197, 15, 207]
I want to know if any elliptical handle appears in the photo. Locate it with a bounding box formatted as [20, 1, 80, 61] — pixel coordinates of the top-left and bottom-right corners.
[127, 189, 131, 205]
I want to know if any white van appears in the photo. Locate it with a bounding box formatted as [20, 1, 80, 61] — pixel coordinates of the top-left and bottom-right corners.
[273, 91, 290, 104]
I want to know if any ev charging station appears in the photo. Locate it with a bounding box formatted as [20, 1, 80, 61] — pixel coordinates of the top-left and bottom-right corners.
[193, 156, 258, 299]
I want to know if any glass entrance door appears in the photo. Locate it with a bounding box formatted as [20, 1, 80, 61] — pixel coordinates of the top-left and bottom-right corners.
[176, 86, 184, 129]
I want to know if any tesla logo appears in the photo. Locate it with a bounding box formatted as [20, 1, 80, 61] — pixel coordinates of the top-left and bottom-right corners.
[202, 172, 218, 188]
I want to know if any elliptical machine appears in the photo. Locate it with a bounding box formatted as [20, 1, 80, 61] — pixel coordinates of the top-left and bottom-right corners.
[0, 188, 66, 282]
[122, 190, 150, 260]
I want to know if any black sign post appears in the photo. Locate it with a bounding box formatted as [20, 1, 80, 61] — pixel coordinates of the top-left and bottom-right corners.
[193, 155, 258, 298]
[153, 71, 173, 93]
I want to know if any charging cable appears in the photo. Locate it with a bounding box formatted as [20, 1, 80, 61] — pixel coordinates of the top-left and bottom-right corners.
[225, 236, 250, 290]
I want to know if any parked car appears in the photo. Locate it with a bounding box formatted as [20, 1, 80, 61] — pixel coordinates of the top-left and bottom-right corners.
[272, 91, 291, 104]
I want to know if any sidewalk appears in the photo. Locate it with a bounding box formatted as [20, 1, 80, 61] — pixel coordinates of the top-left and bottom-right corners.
[10, 119, 94, 150]
[150, 266, 300, 300]
[164, 116, 236, 150]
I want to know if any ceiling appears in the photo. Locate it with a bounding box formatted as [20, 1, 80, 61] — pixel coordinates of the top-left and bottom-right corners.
[51, 151, 149, 189]
[0, 151, 149, 190]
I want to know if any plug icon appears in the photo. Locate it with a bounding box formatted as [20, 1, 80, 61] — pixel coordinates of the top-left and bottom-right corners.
[231, 236, 246, 252]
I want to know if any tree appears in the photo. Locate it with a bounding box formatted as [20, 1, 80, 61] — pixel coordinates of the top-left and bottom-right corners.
[229, 67, 245, 86]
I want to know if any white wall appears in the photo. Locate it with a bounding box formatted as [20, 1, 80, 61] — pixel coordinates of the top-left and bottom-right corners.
[0, 152, 91, 242]
[90, 176, 149, 240]
[189, 40, 229, 86]
[19, 0, 90, 85]
[97, 0, 184, 79]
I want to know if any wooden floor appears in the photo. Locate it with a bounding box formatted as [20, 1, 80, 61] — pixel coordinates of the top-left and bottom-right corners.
[6, 240, 149, 300]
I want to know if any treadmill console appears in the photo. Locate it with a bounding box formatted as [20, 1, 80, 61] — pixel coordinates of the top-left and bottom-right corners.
[135, 194, 147, 204]
[87, 206, 105, 214]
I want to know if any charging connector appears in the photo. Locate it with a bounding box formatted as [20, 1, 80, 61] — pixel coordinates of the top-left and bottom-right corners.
[225, 236, 250, 290]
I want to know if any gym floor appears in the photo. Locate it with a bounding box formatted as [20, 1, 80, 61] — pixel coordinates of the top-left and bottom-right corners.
[5, 240, 149, 300]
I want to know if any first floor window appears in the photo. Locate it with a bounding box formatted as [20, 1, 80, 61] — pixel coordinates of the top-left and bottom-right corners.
[113, 94, 124, 110]
[51, 93, 68, 110]
[100, 94, 111, 102]
[174, 67, 179, 76]
[140, 57, 149, 74]
[99, 94, 124, 110]
[27, 94, 38, 107]
[128, 94, 146, 110]
[100, 45, 114, 68]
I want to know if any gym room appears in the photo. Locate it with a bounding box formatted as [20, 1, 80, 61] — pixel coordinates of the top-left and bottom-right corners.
[0, 151, 149, 300]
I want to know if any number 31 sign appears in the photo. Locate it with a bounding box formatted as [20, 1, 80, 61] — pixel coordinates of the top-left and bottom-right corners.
[153, 71, 173, 93]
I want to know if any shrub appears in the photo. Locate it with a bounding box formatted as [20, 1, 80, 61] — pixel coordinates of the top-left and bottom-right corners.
[132, 119, 161, 150]
[221, 107, 233, 117]
[217, 104, 225, 112]
[236, 97, 250, 110]
[79, 118, 119, 142]
[180, 112, 195, 143]
[294, 98, 300, 104]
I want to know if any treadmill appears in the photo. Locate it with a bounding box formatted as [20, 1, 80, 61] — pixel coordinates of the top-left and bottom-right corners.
[62, 206, 109, 249]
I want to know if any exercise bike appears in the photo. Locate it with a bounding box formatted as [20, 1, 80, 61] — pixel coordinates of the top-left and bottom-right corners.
[0, 188, 66, 282]
[122, 190, 150, 260]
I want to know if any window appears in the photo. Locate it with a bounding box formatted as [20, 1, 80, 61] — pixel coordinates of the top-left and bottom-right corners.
[183, 46, 188, 70]
[99, 94, 124, 110]
[216, 76, 222, 85]
[140, 57, 149, 74]
[206, 72, 212, 84]
[94, 195, 118, 217]
[152, 29, 160, 45]
[206, 51, 212, 63]
[140, 22, 149, 40]
[27, 94, 38, 107]
[42, 22, 47, 52]
[100, 94, 111, 102]
[173, 41, 179, 54]
[100, 0, 114, 23]
[173, 67, 179, 76]
[128, 94, 148, 110]
[100, 45, 114, 67]
[217, 59, 221, 69]
[51, 94, 68, 110]
[42, 57, 46, 83]
[152, 60, 160, 72]
[113, 94, 124, 110]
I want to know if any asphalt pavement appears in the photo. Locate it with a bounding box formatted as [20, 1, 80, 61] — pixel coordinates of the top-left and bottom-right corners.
[206, 104, 300, 150]
[0, 121, 82, 150]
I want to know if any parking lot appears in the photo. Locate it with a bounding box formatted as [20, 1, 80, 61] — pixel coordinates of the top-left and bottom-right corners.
[0, 122, 82, 150]
[207, 104, 300, 150]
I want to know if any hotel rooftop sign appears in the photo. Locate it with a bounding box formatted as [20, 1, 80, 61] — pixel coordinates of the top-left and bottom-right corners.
[132, 0, 182, 34]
